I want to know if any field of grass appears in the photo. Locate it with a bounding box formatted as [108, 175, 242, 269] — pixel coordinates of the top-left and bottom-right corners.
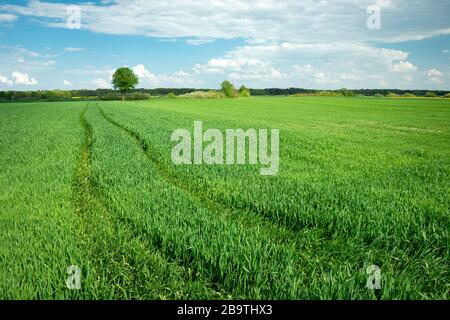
[0, 96, 449, 299]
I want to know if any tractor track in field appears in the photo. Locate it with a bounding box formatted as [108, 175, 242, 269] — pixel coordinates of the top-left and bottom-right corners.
[96, 104, 308, 247]
[97, 103, 405, 298]
[72, 103, 221, 299]
[96, 104, 395, 295]
[96, 103, 330, 241]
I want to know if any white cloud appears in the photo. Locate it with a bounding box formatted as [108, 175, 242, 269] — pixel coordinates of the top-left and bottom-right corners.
[133, 64, 158, 83]
[190, 42, 420, 88]
[0, 74, 13, 86]
[2, 0, 449, 44]
[384, 28, 450, 43]
[427, 69, 443, 83]
[63, 80, 73, 86]
[0, 1, 448, 89]
[194, 56, 286, 82]
[42, 60, 56, 67]
[25, 50, 40, 58]
[66, 66, 115, 77]
[0, 46, 58, 81]
[185, 38, 216, 46]
[294, 64, 314, 75]
[88, 78, 111, 89]
[12, 71, 38, 85]
[131, 64, 201, 87]
[338, 73, 362, 81]
[390, 61, 417, 73]
[64, 47, 85, 52]
[313, 72, 339, 84]
[0, 13, 17, 23]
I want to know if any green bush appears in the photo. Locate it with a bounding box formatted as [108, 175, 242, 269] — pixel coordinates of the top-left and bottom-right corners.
[337, 88, 355, 96]
[239, 85, 251, 97]
[221, 80, 239, 98]
[98, 92, 150, 101]
[99, 93, 122, 101]
[386, 92, 399, 98]
[424, 92, 437, 98]
[318, 91, 340, 97]
[126, 92, 151, 100]
[179, 90, 225, 99]
[46, 90, 71, 100]
[167, 92, 176, 99]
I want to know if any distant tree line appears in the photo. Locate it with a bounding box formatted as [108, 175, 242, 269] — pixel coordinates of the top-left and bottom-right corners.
[4, 67, 444, 102]
[249, 88, 450, 97]
[0, 88, 202, 101]
[1, 87, 449, 102]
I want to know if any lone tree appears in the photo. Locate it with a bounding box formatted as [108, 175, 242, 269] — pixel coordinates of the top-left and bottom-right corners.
[221, 80, 238, 98]
[112, 67, 139, 100]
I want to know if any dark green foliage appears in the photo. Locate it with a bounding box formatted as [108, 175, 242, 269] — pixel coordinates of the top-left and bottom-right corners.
[126, 92, 151, 100]
[112, 67, 139, 95]
[425, 91, 438, 98]
[1, 88, 449, 102]
[239, 85, 251, 97]
[99, 92, 122, 101]
[99, 92, 150, 101]
[221, 80, 238, 98]
[337, 88, 355, 96]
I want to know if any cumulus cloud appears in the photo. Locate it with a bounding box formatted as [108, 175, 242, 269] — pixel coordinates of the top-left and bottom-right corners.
[0, 74, 13, 86]
[427, 69, 443, 83]
[390, 61, 417, 73]
[0, 46, 58, 83]
[338, 73, 362, 81]
[0, 1, 448, 89]
[131, 64, 200, 87]
[133, 64, 158, 83]
[313, 72, 339, 85]
[63, 80, 73, 86]
[12, 71, 38, 85]
[194, 57, 284, 82]
[294, 64, 314, 75]
[191, 42, 420, 88]
[0, 13, 17, 23]
[1, 0, 450, 44]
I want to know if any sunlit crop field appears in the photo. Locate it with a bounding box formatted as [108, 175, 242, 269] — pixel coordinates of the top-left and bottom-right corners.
[0, 96, 449, 299]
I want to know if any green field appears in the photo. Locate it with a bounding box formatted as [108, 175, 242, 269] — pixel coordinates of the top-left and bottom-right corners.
[0, 96, 449, 299]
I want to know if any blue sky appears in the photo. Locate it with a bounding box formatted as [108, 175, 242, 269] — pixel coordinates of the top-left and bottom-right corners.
[0, 0, 449, 90]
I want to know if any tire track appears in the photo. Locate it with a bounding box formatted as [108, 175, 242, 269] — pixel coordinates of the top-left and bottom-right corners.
[72, 103, 220, 299]
[96, 103, 306, 247]
[97, 103, 394, 299]
[96, 103, 313, 298]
